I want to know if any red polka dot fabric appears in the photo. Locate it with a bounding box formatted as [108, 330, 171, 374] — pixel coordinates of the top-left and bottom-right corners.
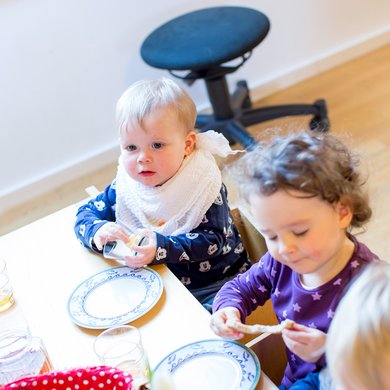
[2, 366, 133, 390]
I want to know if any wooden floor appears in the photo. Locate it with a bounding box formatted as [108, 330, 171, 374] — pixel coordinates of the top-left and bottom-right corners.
[1, 44, 389, 260]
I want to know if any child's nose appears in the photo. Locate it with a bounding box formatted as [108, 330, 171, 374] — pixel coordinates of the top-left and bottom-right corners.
[278, 237, 295, 255]
[137, 151, 151, 163]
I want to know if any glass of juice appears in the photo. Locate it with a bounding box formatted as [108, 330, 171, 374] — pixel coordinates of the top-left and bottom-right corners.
[94, 325, 150, 388]
[0, 258, 15, 313]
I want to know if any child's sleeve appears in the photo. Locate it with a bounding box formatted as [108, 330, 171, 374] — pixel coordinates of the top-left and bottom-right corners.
[212, 256, 274, 320]
[151, 185, 240, 264]
[74, 182, 116, 251]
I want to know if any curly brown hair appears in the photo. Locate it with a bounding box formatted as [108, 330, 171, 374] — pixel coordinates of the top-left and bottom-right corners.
[230, 130, 371, 228]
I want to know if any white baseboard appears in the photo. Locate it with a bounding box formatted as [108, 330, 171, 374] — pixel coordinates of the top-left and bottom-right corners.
[2, 28, 389, 212]
[1, 144, 120, 211]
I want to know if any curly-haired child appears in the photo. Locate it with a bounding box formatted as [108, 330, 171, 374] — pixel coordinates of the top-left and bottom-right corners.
[210, 130, 379, 387]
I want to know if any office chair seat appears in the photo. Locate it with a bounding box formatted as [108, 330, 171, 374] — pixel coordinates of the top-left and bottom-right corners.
[141, 6, 329, 149]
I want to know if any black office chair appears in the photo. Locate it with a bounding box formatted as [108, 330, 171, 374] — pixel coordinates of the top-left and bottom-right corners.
[141, 6, 329, 149]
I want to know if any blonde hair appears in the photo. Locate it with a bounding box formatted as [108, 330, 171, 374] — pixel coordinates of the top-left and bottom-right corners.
[229, 130, 371, 229]
[115, 77, 197, 136]
[326, 261, 390, 389]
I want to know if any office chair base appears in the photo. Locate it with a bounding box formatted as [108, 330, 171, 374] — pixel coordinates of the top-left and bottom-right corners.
[196, 79, 330, 149]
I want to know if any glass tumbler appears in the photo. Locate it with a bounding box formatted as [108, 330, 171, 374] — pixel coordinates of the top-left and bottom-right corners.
[0, 258, 15, 312]
[0, 330, 53, 385]
[94, 325, 151, 388]
[103, 235, 149, 262]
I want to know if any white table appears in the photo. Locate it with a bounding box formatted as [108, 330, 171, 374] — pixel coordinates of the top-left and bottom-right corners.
[0, 204, 277, 389]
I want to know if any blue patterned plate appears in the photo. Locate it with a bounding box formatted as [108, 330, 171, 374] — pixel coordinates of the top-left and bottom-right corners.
[67, 266, 163, 329]
[153, 339, 260, 390]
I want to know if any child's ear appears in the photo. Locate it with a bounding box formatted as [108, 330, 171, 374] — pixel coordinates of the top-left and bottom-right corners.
[336, 198, 353, 229]
[184, 131, 197, 156]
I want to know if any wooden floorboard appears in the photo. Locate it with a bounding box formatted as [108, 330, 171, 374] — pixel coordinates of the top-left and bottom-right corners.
[1, 44, 389, 260]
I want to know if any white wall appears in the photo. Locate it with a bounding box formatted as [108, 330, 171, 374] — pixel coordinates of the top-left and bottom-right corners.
[1, 0, 389, 210]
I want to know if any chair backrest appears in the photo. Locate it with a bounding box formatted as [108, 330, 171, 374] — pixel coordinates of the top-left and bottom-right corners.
[231, 207, 267, 263]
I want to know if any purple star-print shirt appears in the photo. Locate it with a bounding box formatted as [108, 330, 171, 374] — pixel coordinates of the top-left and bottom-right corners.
[212, 235, 379, 388]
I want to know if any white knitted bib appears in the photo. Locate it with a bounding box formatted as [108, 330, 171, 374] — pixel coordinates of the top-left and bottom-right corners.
[115, 131, 238, 235]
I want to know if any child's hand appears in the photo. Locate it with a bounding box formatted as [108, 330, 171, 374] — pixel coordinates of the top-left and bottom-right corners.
[124, 229, 157, 268]
[210, 307, 244, 340]
[93, 222, 130, 251]
[282, 322, 326, 363]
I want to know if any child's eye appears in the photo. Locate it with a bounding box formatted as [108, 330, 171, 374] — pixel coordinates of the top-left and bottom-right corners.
[152, 142, 163, 149]
[267, 236, 278, 241]
[126, 145, 137, 151]
[294, 230, 308, 237]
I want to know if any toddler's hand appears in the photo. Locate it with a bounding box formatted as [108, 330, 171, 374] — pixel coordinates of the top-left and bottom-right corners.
[210, 307, 244, 340]
[124, 229, 157, 268]
[282, 322, 326, 363]
[93, 222, 130, 251]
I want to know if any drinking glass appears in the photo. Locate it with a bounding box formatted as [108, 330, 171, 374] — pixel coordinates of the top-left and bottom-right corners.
[0, 330, 53, 385]
[0, 258, 14, 312]
[94, 325, 150, 388]
[103, 235, 148, 262]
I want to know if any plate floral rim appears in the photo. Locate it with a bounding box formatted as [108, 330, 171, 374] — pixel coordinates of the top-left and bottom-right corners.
[153, 338, 260, 390]
[67, 266, 163, 329]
